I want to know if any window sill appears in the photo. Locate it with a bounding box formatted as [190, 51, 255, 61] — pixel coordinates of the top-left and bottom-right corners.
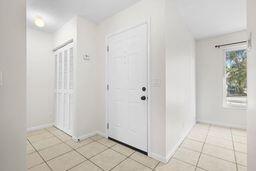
[223, 103, 248, 110]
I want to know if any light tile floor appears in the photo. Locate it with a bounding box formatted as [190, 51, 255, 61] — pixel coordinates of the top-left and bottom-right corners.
[27, 123, 247, 171]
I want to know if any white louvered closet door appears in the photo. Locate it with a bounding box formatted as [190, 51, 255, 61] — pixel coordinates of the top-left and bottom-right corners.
[54, 43, 74, 135]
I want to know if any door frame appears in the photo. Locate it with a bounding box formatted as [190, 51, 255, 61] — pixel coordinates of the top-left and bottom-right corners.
[105, 19, 151, 153]
[54, 41, 74, 136]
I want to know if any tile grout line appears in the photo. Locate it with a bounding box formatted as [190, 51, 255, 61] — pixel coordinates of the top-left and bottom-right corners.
[75, 144, 131, 171]
[153, 161, 162, 171]
[202, 142, 235, 151]
[42, 132, 133, 171]
[108, 150, 158, 171]
[46, 149, 76, 163]
[30, 128, 65, 151]
[31, 127, 76, 170]
[75, 146, 110, 169]
[27, 128, 66, 170]
[66, 160, 92, 171]
[110, 145, 136, 158]
[181, 145, 204, 154]
[194, 125, 245, 170]
[193, 127, 238, 164]
[89, 139, 156, 171]
[92, 138, 157, 170]
[199, 152, 237, 165]
[30, 125, 244, 171]
[64, 138, 95, 150]
[230, 128, 239, 171]
[170, 125, 204, 170]
[84, 143, 150, 171]
[64, 150, 103, 171]
[52, 134, 101, 169]
[27, 138, 53, 171]
[63, 134, 95, 148]
[181, 138, 236, 156]
[29, 128, 154, 170]
[128, 155, 157, 170]
[45, 129, 104, 170]
[155, 124, 210, 171]
[34, 141, 64, 152]
[95, 136, 162, 170]
[195, 124, 211, 170]
[171, 157, 199, 168]
[108, 155, 130, 171]
[70, 137, 129, 170]
[27, 134, 56, 143]
[29, 127, 80, 170]
[171, 158, 207, 171]
[32, 125, 174, 170]
[180, 142, 239, 163]
[152, 161, 161, 171]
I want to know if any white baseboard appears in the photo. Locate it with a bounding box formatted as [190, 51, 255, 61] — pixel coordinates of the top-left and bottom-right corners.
[73, 126, 196, 164]
[27, 123, 54, 132]
[76, 131, 169, 163]
[165, 122, 195, 163]
[148, 152, 166, 163]
[148, 122, 195, 163]
[196, 119, 246, 130]
[95, 131, 107, 138]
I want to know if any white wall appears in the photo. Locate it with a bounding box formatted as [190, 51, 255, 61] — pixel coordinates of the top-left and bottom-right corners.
[196, 31, 247, 129]
[0, 0, 26, 170]
[97, 0, 167, 160]
[247, 0, 256, 170]
[54, 17, 77, 48]
[26, 17, 77, 133]
[37, 0, 195, 162]
[53, 17, 77, 137]
[165, 0, 196, 159]
[53, 16, 99, 139]
[75, 16, 99, 138]
[27, 28, 54, 130]
[52, 2, 168, 159]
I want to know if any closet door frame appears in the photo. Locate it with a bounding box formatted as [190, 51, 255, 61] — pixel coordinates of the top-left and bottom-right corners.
[54, 41, 75, 136]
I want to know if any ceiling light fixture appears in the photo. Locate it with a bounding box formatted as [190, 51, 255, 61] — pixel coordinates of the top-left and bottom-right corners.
[34, 16, 45, 28]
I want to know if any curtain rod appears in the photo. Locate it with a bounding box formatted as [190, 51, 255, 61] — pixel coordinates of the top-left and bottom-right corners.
[53, 39, 73, 52]
[215, 40, 247, 48]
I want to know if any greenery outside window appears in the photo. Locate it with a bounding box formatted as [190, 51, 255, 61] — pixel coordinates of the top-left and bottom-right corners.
[223, 46, 247, 108]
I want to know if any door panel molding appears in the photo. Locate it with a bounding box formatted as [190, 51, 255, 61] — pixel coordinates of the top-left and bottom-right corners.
[106, 20, 151, 153]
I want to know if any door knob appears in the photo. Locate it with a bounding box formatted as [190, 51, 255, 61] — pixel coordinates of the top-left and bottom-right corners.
[141, 96, 146, 100]
[142, 87, 146, 92]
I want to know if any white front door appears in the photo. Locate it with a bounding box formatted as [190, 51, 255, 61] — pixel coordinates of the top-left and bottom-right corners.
[107, 23, 148, 152]
[54, 43, 74, 135]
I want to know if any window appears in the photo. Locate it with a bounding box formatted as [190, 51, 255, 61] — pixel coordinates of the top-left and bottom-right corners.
[223, 46, 247, 108]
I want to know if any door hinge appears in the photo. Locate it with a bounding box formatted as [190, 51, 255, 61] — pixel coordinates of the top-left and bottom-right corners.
[107, 123, 109, 129]
[107, 84, 109, 91]
[107, 45, 110, 52]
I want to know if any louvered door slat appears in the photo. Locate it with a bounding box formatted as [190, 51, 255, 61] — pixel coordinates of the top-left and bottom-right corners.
[54, 43, 74, 135]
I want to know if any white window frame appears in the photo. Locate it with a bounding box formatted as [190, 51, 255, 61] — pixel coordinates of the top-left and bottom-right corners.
[222, 45, 248, 109]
